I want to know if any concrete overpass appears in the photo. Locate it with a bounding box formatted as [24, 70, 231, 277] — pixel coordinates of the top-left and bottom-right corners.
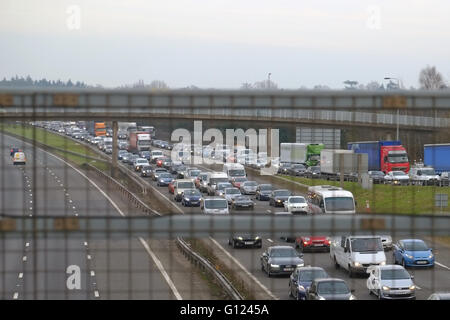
[0, 88, 449, 131]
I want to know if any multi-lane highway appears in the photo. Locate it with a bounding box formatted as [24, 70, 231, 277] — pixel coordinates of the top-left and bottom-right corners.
[0, 133, 216, 300]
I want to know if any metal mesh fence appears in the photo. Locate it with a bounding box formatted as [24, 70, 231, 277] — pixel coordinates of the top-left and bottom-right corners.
[1, 89, 450, 300]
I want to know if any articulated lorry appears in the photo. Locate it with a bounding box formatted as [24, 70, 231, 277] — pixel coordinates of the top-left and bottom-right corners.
[305, 143, 324, 167]
[128, 131, 152, 153]
[347, 140, 409, 173]
[280, 143, 307, 164]
[424, 143, 450, 174]
[86, 121, 107, 136]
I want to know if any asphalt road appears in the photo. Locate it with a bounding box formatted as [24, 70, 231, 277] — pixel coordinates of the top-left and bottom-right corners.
[0, 133, 181, 299]
[25, 129, 450, 300]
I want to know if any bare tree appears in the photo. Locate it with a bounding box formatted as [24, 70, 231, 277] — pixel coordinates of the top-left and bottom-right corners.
[149, 80, 169, 89]
[419, 65, 447, 89]
[253, 79, 278, 90]
[313, 84, 331, 90]
[365, 81, 384, 91]
[240, 82, 253, 90]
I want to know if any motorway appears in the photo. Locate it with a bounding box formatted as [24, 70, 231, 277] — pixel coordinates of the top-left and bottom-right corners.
[115, 144, 450, 300]
[0, 133, 215, 300]
[6, 127, 450, 300]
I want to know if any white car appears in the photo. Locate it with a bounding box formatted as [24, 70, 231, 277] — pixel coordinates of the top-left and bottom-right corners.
[384, 171, 410, 185]
[134, 158, 149, 171]
[409, 166, 440, 186]
[202, 197, 229, 215]
[366, 265, 416, 300]
[284, 196, 309, 214]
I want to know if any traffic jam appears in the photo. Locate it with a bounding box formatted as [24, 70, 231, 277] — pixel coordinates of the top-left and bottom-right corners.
[33, 120, 450, 300]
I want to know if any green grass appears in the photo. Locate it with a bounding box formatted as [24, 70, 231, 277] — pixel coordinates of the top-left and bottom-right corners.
[281, 175, 450, 215]
[1, 123, 110, 172]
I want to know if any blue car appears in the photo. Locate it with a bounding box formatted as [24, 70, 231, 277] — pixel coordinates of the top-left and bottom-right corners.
[289, 266, 329, 300]
[156, 173, 174, 186]
[393, 239, 435, 268]
[181, 189, 202, 207]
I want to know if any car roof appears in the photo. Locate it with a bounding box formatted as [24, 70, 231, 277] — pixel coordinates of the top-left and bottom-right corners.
[401, 239, 425, 243]
[377, 264, 407, 271]
[205, 197, 227, 201]
[273, 189, 290, 192]
[313, 278, 346, 284]
[269, 245, 295, 250]
[297, 266, 326, 272]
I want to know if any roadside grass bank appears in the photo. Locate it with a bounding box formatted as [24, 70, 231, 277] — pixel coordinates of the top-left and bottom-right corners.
[281, 175, 450, 215]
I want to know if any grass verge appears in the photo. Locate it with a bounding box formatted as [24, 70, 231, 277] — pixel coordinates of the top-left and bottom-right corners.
[281, 175, 450, 215]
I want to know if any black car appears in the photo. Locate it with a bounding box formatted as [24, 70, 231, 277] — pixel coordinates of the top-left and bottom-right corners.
[140, 165, 153, 177]
[368, 170, 386, 184]
[306, 278, 355, 300]
[269, 189, 292, 207]
[255, 184, 273, 201]
[228, 234, 262, 248]
[305, 166, 321, 179]
[231, 195, 254, 210]
[287, 163, 307, 176]
[277, 162, 292, 174]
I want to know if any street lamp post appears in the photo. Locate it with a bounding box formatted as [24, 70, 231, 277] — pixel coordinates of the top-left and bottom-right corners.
[384, 77, 401, 141]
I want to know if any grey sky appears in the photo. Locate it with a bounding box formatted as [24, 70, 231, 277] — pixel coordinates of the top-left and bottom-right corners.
[1, 0, 449, 88]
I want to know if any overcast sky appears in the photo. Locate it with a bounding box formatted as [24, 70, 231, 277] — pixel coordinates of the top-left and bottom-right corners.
[1, 0, 449, 88]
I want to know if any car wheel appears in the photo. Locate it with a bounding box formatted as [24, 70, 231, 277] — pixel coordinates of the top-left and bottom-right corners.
[288, 285, 293, 298]
[296, 290, 301, 301]
[402, 259, 406, 268]
[232, 240, 237, 249]
[378, 290, 383, 300]
[334, 256, 339, 269]
[267, 268, 272, 277]
[261, 263, 265, 272]
[348, 266, 354, 278]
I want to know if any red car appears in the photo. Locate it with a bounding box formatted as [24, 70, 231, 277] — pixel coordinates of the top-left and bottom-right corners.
[295, 236, 330, 252]
[231, 177, 247, 189]
[156, 158, 166, 167]
[168, 181, 175, 194]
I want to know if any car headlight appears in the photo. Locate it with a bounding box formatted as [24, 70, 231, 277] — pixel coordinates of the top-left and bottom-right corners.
[318, 296, 326, 300]
[405, 254, 414, 259]
[349, 295, 357, 300]
[237, 237, 243, 240]
[184, 198, 190, 201]
[297, 263, 304, 267]
[177, 191, 182, 194]
[304, 237, 310, 241]
[409, 285, 416, 290]
[382, 286, 390, 291]
[428, 253, 434, 259]
[380, 261, 386, 266]
[255, 236, 260, 240]
[277, 199, 282, 202]
[298, 285, 306, 292]
[353, 262, 362, 267]
[270, 264, 280, 268]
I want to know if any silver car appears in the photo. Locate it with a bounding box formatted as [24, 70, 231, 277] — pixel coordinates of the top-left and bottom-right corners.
[223, 187, 242, 204]
[366, 265, 416, 300]
[260, 246, 304, 277]
[240, 181, 258, 195]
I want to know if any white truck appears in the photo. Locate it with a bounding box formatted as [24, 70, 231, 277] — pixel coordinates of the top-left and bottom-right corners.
[280, 143, 307, 164]
[223, 163, 246, 180]
[320, 149, 368, 178]
[330, 235, 386, 278]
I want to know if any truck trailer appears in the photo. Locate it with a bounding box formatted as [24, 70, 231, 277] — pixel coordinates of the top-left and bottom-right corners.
[424, 143, 450, 174]
[128, 131, 152, 153]
[320, 149, 368, 177]
[280, 143, 307, 164]
[348, 140, 409, 173]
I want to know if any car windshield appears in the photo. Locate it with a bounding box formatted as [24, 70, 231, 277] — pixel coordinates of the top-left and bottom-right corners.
[243, 181, 257, 187]
[299, 270, 328, 282]
[229, 169, 246, 177]
[380, 269, 411, 280]
[217, 183, 233, 190]
[210, 177, 229, 184]
[184, 190, 201, 196]
[270, 248, 298, 258]
[159, 173, 172, 179]
[204, 199, 228, 209]
[199, 174, 208, 180]
[259, 185, 272, 191]
[137, 160, 148, 164]
[188, 170, 201, 176]
[152, 152, 163, 156]
[234, 177, 247, 182]
[142, 166, 151, 170]
[393, 171, 406, 176]
[324, 197, 354, 211]
[292, 164, 305, 169]
[289, 197, 306, 203]
[235, 196, 250, 201]
[403, 241, 428, 251]
[155, 169, 167, 172]
[178, 182, 195, 189]
[274, 190, 291, 197]
[317, 282, 349, 295]
[370, 171, 384, 176]
[419, 169, 436, 175]
[225, 188, 241, 195]
[351, 238, 383, 252]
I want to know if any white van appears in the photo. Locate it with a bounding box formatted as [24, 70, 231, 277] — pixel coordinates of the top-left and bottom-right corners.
[205, 172, 230, 196]
[307, 185, 356, 214]
[202, 197, 229, 215]
[13, 152, 26, 165]
[223, 163, 246, 180]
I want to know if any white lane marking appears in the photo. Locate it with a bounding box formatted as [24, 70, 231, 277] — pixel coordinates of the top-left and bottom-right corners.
[84, 242, 88, 247]
[90, 271, 95, 277]
[18, 273, 23, 279]
[94, 290, 100, 298]
[209, 237, 278, 300]
[267, 239, 273, 243]
[25, 242, 29, 247]
[13, 292, 19, 299]
[22, 256, 27, 262]
[139, 237, 182, 300]
[87, 255, 91, 260]
[74, 213, 78, 217]
[416, 285, 422, 290]
[436, 261, 450, 270]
